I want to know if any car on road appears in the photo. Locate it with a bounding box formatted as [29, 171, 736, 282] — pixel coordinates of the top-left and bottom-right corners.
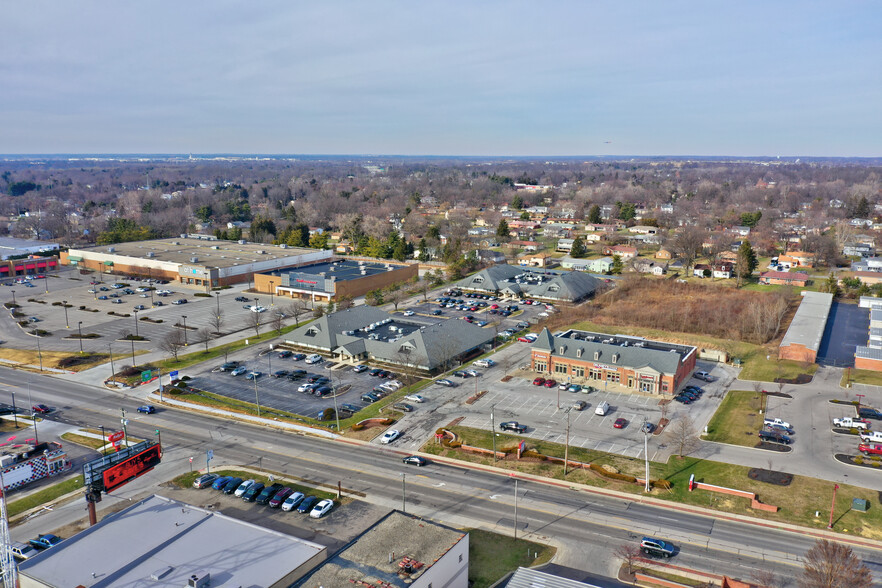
[172, 298, 187, 305]
[353, 364, 369, 373]
[573, 400, 588, 411]
[532, 377, 546, 386]
[193, 473, 219, 489]
[297, 495, 319, 514]
[473, 359, 495, 368]
[245, 371, 262, 380]
[435, 379, 457, 387]
[234, 479, 256, 497]
[230, 366, 247, 376]
[310, 499, 334, 518]
[32, 404, 51, 414]
[403, 455, 428, 466]
[242, 482, 266, 502]
[404, 394, 424, 403]
[256, 483, 284, 505]
[221, 477, 244, 494]
[500, 421, 527, 433]
[613, 418, 627, 429]
[137, 405, 156, 414]
[281, 491, 305, 511]
[380, 429, 401, 444]
[269, 487, 294, 508]
[641, 537, 675, 558]
[29, 534, 62, 550]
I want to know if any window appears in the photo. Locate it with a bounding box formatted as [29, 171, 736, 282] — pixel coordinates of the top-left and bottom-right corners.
[534, 362, 547, 372]
[661, 382, 669, 393]
[607, 371, 620, 383]
[555, 364, 568, 374]
[589, 369, 602, 380]
[572, 366, 584, 377]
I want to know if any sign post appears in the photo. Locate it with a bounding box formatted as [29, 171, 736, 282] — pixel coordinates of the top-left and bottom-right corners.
[206, 449, 214, 474]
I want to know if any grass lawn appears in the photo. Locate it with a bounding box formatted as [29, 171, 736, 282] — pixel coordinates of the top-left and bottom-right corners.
[842, 368, 882, 388]
[0, 348, 110, 372]
[739, 357, 818, 382]
[7, 476, 84, 519]
[703, 390, 765, 446]
[171, 469, 339, 501]
[424, 426, 882, 540]
[60, 432, 110, 453]
[468, 529, 556, 588]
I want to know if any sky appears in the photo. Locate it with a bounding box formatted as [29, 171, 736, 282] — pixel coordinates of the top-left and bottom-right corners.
[2, 1, 881, 156]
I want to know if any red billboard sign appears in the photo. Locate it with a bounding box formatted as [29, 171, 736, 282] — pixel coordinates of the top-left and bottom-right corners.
[107, 431, 125, 443]
[102, 444, 161, 493]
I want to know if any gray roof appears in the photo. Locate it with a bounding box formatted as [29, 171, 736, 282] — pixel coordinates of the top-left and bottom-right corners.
[286, 305, 493, 370]
[18, 494, 325, 588]
[856, 345, 882, 360]
[779, 292, 834, 353]
[453, 266, 599, 302]
[532, 328, 695, 375]
[506, 567, 606, 588]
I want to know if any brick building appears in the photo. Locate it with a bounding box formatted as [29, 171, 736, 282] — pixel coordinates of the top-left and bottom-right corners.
[778, 291, 833, 363]
[530, 328, 697, 395]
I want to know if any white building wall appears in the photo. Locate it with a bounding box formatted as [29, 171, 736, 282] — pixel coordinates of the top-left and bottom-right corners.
[412, 533, 469, 588]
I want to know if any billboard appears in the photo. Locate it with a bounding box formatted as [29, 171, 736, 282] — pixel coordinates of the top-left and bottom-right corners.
[102, 444, 161, 493]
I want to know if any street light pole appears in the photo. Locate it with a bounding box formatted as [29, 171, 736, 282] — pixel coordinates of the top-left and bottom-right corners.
[182, 315, 188, 345]
[254, 375, 261, 418]
[11, 290, 15, 306]
[491, 405, 496, 462]
[77, 321, 84, 354]
[564, 408, 571, 477]
[63, 300, 69, 328]
[36, 335, 43, 371]
[644, 417, 651, 492]
[400, 472, 406, 513]
[828, 484, 840, 529]
[121, 408, 128, 448]
[133, 310, 139, 337]
[108, 343, 115, 381]
[130, 338, 136, 365]
[44, 273, 49, 294]
[513, 477, 519, 539]
[215, 291, 220, 315]
[269, 280, 275, 307]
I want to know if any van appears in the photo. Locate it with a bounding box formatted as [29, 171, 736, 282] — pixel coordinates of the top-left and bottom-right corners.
[595, 401, 610, 416]
[304, 354, 323, 365]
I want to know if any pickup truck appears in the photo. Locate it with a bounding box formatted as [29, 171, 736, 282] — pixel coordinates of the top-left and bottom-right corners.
[832, 417, 869, 430]
[763, 417, 791, 429]
[858, 443, 882, 456]
[859, 430, 882, 443]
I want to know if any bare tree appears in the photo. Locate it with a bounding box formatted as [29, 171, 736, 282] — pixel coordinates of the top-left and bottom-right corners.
[671, 226, 706, 277]
[208, 309, 225, 336]
[666, 415, 699, 458]
[247, 311, 263, 337]
[270, 309, 285, 335]
[387, 288, 408, 312]
[801, 539, 872, 588]
[706, 234, 733, 269]
[749, 569, 784, 588]
[159, 330, 186, 361]
[287, 299, 308, 326]
[419, 277, 432, 302]
[196, 327, 212, 351]
[613, 543, 643, 575]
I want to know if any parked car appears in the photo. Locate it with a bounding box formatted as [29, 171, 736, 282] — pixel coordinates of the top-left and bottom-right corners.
[234, 296, 249, 302]
[281, 491, 305, 511]
[353, 364, 369, 373]
[172, 298, 187, 305]
[380, 429, 402, 444]
[403, 310, 415, 316]
[211, 475, 232, 490]
[641, 537, 676, 558]
[234, 479, 256, 497]
[758, 430, 791, 444]
[693, 371, 714, 382]
[403, 455, 428, 466]
[222, 477, 244, 494]
[310, 499, 335, 518]
[361, 392, 380, 403]
[230, 366, 247, 376]
[278, 350, 293, 358]
[613, 418, 628, 429]
[242, 482, 266, 502]
[500, 421, 527, 433]
[256, 483, 284, 505]
[404, 394, 424, 403]
[269, 487, 294, 508]
[558, 382, 570, 390]
[245, 371, 262, 380]
[573, 400, 588, 411]
[32, 404, 51, 414]
[532, 377, 546, 386]
[137, 405, 156, 414]
[435, 379, 457, 387]
[193, 473, 219, 489]
[11, 542, 38, 561]
[568, 384, 582, 393]
[297, 495, 319, 514]
[292, 353, 306, 361]
[642, 422, 656, 434]
[393, 402, 414, 412]
[859, 443, 882, 456]
[29, 534, 62, 550]
[858, 408, 882, 420]
[543, 379, 557, 388]
[272, 370, 290, 378]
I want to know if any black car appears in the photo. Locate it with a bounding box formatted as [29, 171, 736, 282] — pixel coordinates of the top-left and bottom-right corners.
[369, 368, 383, 376]
[403, 455, 428, 466]
[242, 482, 265, 502]
[858, 407, 882, 420]
[235, 296, 250, 302]
[221, 477, 244, 494]
[500, 421, 527, 433]
[272, 370, 290, 378]
[255, 483, 284, 505]
[287, 369, 307, 380]
[292, 353, 306, 361]
[314, 386, 332, 397]
[340, 403, 359, 413]
[297, 495, 319, 514]
[361, 392, 380, 403]
[278, 350, 293, 358]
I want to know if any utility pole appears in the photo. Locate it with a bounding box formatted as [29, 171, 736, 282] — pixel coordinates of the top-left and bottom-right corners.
[643, 418, 651, 492]
[828, 484, 840, 529]
[253, 375, 261, 418]
[563, 408, 571, 477]
[77, 321, 84, 354]
[400, 472, 406, 513]
[108, 343, 115, 381]
[491, 405, 496, 462]
[513, 476, 519, 539]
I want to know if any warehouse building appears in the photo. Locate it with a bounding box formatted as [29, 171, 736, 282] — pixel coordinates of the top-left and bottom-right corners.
[530, 328, 697, 395]
[254, 258, 417, 304]
[284, 305, 494, 373]
[777, 291, 834, 363]
[18, 494, 327, 588]
[296, 511, 468, 588]
[453, 265, 600, 303]
[61, 236, 332, 289]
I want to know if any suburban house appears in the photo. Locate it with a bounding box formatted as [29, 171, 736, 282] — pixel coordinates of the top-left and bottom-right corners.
[655, 248, 673, 260]
[506, 240, 541, 252]
[473, 249, 507, 264]
[852, 257, 882, 273]
[843, 242, 876, 258]
[779, 251, 814, 268]
[628, 225, 658, 235]
[518, 253, 553, 268]
[758, 271, 809, 286]
[587, 256, 614, 273]
[602, 245, 637, 259]
[556, 238, 575, 252]
[850, 271, 882, 286]
[693, 262, 733, 279]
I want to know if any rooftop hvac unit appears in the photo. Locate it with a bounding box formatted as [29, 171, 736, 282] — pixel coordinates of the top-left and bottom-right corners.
[146, 252, 155, 258]
[190, 257, 199, 263]
[188, 572, 210, 588]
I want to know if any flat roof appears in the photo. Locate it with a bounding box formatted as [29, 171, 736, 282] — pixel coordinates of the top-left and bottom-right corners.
[69, 236, 320, 269]
[0, 237, 59, 251]
[18, 494, 326, 587]
[297, 511, 465, 588]
[780, 291, 834, 353]
[267, 259, 405, 282]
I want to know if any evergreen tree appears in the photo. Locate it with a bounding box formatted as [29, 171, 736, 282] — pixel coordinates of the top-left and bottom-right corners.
[570, 236, 587, 258]
[588, 205, 602, 224]
[735, 240, 758, 286]
[511, 194, 524, 209]
[496, 218, 510, 238]
[611, 254, 623, 275]
[417, 238, 430, 261]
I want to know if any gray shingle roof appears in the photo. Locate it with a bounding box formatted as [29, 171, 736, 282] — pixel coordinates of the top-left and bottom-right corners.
[453, 266, 599, 302]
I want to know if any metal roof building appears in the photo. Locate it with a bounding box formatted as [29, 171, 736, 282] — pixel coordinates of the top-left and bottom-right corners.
[778, 291, 834, 363]
[18, 494, 327, 588]
[453, 265, 600, 302]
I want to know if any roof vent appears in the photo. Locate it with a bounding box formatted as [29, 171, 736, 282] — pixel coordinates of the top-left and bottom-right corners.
[107, 246, 115, 253]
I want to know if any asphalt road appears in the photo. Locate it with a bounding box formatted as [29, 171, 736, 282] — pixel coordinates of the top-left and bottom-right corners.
[4, 366, 882, 585]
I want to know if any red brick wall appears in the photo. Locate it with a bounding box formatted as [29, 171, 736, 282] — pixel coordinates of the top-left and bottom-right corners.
[778, 342, 816, 363]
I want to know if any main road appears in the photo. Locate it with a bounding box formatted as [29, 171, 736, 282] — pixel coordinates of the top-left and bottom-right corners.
[3, 366, 882, 585]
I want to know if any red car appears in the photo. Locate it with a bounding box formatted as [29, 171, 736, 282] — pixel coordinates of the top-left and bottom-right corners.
[614, 418, 627, 429]
[859, 443, 882, 456]
[490, 304, 499, 309]
[543, 379, 557, 388]
[532, 377, 546, 386]
[518, 336, 531, 342]
[32, 404, 51, 414]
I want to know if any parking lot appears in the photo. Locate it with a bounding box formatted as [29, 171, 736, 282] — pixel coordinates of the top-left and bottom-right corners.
[397, 290, 550, 334]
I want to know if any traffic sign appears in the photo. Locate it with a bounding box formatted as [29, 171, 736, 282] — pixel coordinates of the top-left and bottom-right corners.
[169, 370, 179, 379]
[206, 449, 214, 461]
[188, 456, 193, 463]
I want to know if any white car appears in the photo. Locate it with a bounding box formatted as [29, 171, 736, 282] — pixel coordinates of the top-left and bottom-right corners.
[230, 366, 247, 376]
[309, 498, 334, 518]
[380, 429, 401, 444]
[403, 310, 415, 316]
[474, 359, 495, 368]
[404, 394, 424, 403]
[156, 289, 172, 295]
[281, 491, 305, 511]
[298, 382, 316, 393]
[136, 287, 149, 292]
[234, 479, 256, 497]
[383, 380, 403, 390]
[464, 369, 480, 378]
[538, 312, 550, 318]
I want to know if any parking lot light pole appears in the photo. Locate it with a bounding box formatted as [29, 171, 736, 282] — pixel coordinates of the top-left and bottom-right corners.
[11, 290, 15, 306]
[254, 375, 262, 418]
[133, 309, 139, 337]
[182, 316, 188, 345]
[149, 288, 154, 307]
[44, 274, 49, 294]
[643, 418, 651, 492]
[36, 334, 43, 371]
[269, 281, 275, 307]
[62, 300, 69, 328]
[77, 321, 84, 353]
[215, 291, 220, 315]
[108, 343, 115, 380]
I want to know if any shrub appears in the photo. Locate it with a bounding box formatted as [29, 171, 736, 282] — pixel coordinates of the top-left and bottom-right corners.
[166, 387, 183, 395]
[854, 456, 864, 465]
[351, 423, 365, 431]
[521, 450, 546, 460]
[194, 293, 211, 297]
[651, 479, 673, 489]
[18, 321, 28, 327]
[79, 305, 86, 310]
[52, 301, 62, 306]
[3, 302, 19, 309]
[589, 463, 638, 483]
